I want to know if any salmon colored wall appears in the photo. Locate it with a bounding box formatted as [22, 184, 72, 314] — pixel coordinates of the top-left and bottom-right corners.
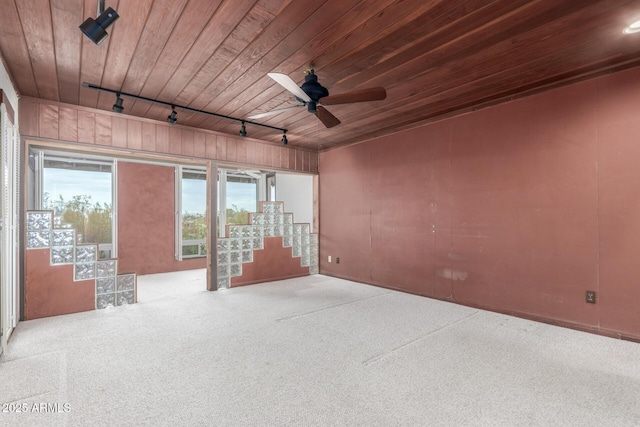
[117, 162, 205, 275]
[25, 249, 95, 319]
[319, 66, 640, 340]
[230, 237, 309, 287]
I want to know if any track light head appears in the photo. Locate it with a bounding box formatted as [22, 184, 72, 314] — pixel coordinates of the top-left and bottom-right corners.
[112, 94, 123, 113]
[239, 121, 247, 137]
[167, 107, 177, 124]
[281, 132, 288, 145]
[79, 6, 119, 45]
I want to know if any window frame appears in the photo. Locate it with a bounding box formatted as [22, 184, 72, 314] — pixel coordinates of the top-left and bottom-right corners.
[33, 149, 118, 259]
[175, 165, 207, 260]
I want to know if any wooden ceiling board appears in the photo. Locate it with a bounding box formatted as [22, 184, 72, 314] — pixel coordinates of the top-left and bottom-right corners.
[95, 0, 154, 112]
[122, 0, 223, 112]
[15, 0, 59, 100]
[193, 0, 371, 131]
[3, 0, 640, 150]
[174, 0, 294, 110]
[185, 0, 316, 118]
[51, 0, 84, 105]
[117, 0, 188, 96]
[78, 0, 118, 108]
[0, 0, 38, 97]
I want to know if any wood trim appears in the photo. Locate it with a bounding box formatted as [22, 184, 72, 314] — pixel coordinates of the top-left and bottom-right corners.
[1, 89, 16, 125]
[19, 97, 318, 174]
[206, 160, 218, 291]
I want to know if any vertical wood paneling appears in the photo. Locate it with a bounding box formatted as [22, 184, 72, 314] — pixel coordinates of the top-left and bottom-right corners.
[19, 99, 315, 173]
[244, 141, 254, 164]
[236, 139, 247, 163]
[39, 104, 59, 139]
[94, 114, 112, 146]
[295, 150, 303, 171]
[156, 125, 169, 153]
[142, 122, 156, 151]
[182, 129, 195, 156]
[216, 137, 227, 160]
[226, 137, 237, 162]
[58, 106, 78, 142]
[19, 98, 39, 136]
[127, 120, 142, 150]
[272, 145, 281, 168]
[288, 148, 296, 170]
[280, 147, 289, 169]
[303, 151, 310, 172]
[253, 142, 264, 166]
[111, 117, 128, 148]
[205, 134, 217, 158]
[169, 127, 182, 155]
[193, 131, 206, 157]
[77, 111, 95, 143]
[310, 151, 318, 173]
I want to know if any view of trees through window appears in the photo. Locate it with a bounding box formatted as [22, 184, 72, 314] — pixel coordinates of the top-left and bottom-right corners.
[43, 162, 113, 259]
[226, 176, 258, 225]
[181, 170, 207, 257]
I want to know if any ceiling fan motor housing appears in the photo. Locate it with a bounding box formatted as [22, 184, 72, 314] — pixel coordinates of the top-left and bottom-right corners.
[301, 71, 329, 113]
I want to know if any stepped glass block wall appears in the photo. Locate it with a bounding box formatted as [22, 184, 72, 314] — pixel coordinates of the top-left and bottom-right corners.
[217, 201, 319, 289]
[26, 210, 136, 310]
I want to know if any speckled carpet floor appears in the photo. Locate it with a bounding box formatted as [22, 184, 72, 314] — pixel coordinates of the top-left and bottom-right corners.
[2, 270, 640, 426]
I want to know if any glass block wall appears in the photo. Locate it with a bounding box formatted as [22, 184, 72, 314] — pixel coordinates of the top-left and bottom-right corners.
[26, 210, 136, 310]
[217, 201, 319, 289]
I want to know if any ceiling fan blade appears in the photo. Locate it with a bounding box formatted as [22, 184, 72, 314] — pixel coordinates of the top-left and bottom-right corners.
[321, 87, 386, 105]
[248, 105, 304, 119]
[268, 72, 311, 103]
[315, 106, 341, 128]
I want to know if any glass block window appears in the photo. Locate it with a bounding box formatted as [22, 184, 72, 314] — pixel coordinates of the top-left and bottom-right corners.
[97, 260, 117, 278]
[27, 231, 50, 249]
[26, 211, 52, 231]
[51, 247, 74, 265]
[75, 245, 97, 263]
[96, 273, 136, 309]
[74, 262, 96, 281]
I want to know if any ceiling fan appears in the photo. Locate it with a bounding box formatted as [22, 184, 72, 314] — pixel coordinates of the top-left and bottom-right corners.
[249, 68, 386, 128]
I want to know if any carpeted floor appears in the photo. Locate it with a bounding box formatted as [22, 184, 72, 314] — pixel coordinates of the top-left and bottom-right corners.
[2, 270, 640, 426]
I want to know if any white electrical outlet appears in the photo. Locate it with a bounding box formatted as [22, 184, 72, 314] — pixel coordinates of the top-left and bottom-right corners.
[328, 255, 332, 263]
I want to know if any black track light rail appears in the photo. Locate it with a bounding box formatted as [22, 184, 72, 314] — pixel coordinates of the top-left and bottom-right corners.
[82, 82, 288, 134]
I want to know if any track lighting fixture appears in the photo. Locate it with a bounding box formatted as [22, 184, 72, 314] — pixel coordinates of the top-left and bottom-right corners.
[82, 82, 288, 139]
[79, 1, 119, 45]
[167, 107, 177, 124]
[112, 94, 123, 113]
[281, 132, 288, 145]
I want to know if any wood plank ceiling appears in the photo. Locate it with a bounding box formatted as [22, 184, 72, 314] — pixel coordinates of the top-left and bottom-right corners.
[2, 0, 640, 151]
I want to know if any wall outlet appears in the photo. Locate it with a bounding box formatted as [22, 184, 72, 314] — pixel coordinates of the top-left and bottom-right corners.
[336, 257, 340, 264]
[586, 290, 596, 304]
[328, 255, 331, 263]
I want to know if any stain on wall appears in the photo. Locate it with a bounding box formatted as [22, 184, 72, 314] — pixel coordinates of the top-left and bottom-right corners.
[320, 66, 640, 340]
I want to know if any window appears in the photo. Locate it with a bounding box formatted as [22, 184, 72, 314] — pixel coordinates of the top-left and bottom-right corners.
[176, 167, 207, 259]
[217, 169, 265, 237]
[36, 151, 116, 259]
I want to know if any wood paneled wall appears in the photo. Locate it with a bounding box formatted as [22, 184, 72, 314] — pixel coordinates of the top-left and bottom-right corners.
[19, 97, 318, 173]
